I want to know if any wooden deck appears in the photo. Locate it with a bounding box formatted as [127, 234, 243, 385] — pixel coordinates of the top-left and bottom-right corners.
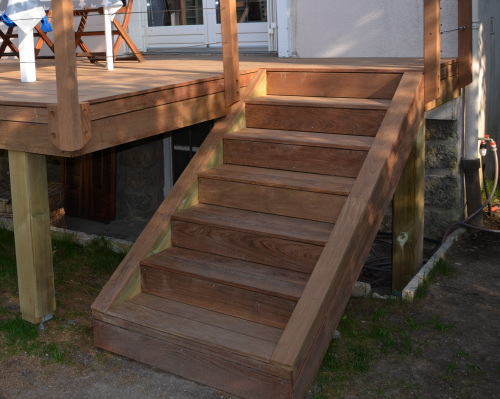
[0, 55, 459, 157]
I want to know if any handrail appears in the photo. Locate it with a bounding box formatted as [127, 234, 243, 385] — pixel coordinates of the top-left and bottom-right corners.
[271, 72, 425, 376]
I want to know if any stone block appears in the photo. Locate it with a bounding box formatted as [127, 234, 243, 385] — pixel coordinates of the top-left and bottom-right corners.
[425, 119, 458, 140]
[425, 174, 463, 208]
[425, 142, 459, 170]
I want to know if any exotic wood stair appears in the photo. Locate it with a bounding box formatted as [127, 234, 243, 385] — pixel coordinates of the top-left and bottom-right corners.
[92, 69, 425, 398]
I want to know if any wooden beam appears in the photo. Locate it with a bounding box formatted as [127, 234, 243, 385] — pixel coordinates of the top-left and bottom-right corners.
[458, 0, 473, 88]
[8, 151, 55, 324]
[424, 0, 441, 103]
[220, 0, 240, 107]
[51, 0, 90, 152]
[392, 121, 425, 290]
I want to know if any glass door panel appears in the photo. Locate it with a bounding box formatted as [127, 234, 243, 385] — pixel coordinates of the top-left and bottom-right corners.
[148, 0, 204, 27]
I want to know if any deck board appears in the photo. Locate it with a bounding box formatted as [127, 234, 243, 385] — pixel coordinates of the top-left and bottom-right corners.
[0, 55, 459, 156]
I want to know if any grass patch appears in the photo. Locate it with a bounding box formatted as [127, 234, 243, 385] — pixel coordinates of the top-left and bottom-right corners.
[0, 227, 126, 365]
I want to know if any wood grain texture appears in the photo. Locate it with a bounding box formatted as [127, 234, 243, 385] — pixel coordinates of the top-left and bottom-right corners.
[141, 266, 296, 329]
[51, 0, 87, 151]
[91, 70, 267, 313]
[93, 320, 293, 399]
[226, 128, 375, 150]
[142, 247, 307, 300]
[199, 164, 354, 195]
[266, 71, 402, 99]
[246, 103, 385, 136]
[172, 204, 333, 245]
[8, 151, 55, 323]
[220, 0, 240, 106]
[224, 138, 369, 178]
[424, 0, 441, 103]
[392, 122, 425, 290]
[171, 219, 323, 273]
[198, 177, 347, 223]
[271, 73, 425, 378]
[248, 95, 391, 110]
[458, 0, 473, 88]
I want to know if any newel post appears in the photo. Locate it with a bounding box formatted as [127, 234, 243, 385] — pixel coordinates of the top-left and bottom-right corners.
[50, 0, 91, 151]
[424, 0, 441, 104]
[220, 0, 240, 107]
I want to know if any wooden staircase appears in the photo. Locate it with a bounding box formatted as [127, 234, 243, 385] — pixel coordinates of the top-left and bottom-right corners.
[92, 68, 425, 398]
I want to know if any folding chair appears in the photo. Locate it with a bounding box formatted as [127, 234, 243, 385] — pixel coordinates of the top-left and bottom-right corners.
[74, 0, 145, 62]
[0, 12, 55, 59]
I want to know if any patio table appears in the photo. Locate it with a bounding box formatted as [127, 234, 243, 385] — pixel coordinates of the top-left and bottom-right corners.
[2, 0, 124, 81]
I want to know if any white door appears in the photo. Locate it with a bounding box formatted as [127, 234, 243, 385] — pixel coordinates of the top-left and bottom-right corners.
[146, 0, 272, 50]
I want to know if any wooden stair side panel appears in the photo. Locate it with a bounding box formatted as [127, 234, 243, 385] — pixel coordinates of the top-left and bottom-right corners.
[245, 100, 386, 136]
[265, 70, 403, 99]
[271, 72, 425, 389]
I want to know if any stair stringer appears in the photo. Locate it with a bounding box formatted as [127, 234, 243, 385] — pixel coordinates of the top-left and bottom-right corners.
[269, 72, 426, 398]
[91, 69, 267, 314]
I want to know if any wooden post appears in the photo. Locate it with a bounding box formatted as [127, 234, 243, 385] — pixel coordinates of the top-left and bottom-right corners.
[220, 0, 240, 107]
[458, 0, 473, 88]
[50, 0, 89, 152]
[424, 0, 441, 104]
[8, 151, 55, 324]
[392, 122, 425, 291]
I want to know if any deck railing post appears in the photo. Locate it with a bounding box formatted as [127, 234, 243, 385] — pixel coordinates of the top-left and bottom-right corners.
[220, 0, 240, 107]
[458, 0, 473, 88]
[50, 0, 90, 152]
[424, 0, 441, 104]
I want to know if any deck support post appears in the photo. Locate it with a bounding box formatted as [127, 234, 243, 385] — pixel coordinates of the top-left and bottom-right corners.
[392, 121, 425, 291]
[8, 151, 55, 324]
[220, 0, 240, 107]
[424, 0, 441, 103]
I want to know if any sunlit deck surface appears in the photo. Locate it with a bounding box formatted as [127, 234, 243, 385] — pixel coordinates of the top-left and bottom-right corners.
[0, 54, 458, 156]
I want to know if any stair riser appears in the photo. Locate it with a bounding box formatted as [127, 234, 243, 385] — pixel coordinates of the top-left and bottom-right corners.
[224, 139, 367, 178]
[141, 266, 296, 329]
[94, 320, 294, 399]
[198, 178, 346, 223]
[171, 219, 322, 273]
[245, 104, 385, 136]
[266, 71, 402, 99]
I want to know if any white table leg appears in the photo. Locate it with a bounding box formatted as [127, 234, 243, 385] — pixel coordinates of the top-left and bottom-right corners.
[103, 7, 114, 71]
[18, 29, 36, 82]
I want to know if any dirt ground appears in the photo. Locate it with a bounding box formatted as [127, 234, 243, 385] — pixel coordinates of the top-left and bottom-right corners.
[1, 213, 499, 399]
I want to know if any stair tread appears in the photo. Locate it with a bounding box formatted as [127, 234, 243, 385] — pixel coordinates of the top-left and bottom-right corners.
[246, 95, 391, 110]
[172, 204, 332, 245]
[225, 128, 374, 150]
[108, 293, 281, 362]
[198, 164, 354, 195]
[142, 247, 307, 300]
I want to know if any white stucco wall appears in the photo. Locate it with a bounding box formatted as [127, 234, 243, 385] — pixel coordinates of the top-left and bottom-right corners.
[286, 0, 458, 58]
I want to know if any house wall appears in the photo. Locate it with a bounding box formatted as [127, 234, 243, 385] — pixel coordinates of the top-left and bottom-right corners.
[284, 0, 458, 58]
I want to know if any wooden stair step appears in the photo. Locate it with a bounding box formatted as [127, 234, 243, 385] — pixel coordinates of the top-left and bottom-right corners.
[172, 203, 333, 245]
[245, 95, 391, 110]
[141, 250, 298, 329]
[224, 128, 372, 177]
[198, 165, 352, 222]
[104, 293, 282, 362]
[142, 247, 307, 300]
[171, 204, 330, 272]
[225, 128, 375, 150]
[245, 95, 387, 136]
[265, 70, 402, 99]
